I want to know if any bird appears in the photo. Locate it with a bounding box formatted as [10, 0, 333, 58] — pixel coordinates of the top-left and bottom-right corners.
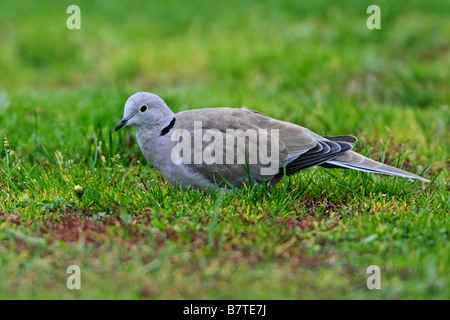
[115, 92, 429, 190]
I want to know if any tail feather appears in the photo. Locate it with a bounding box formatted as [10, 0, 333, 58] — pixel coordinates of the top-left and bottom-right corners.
[325, 151, 430, 183]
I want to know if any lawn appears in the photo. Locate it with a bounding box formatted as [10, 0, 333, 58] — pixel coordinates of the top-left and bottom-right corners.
[0, 0, 448, 299]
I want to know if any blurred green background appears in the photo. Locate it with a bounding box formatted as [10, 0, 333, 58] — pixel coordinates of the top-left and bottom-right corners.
[1, 0, 449, 94]
[0, 0, 448, 299]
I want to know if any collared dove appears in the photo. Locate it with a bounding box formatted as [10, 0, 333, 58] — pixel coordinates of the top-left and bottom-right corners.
[115, 92, 429, 190]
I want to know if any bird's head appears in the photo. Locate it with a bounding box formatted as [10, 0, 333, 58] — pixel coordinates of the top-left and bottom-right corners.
[115, 92, 174, 132]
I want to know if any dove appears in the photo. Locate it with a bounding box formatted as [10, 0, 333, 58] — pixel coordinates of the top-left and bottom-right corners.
[115, 92, 429, 190]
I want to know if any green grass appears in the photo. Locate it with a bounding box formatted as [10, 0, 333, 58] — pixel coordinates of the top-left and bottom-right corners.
[0, 0, 449, 299]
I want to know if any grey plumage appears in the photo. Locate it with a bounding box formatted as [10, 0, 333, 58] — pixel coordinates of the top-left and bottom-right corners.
[115, 92, 430, 190]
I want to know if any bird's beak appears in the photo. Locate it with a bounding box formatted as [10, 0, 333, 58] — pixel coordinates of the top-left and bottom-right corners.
[115, 118, 129, 132]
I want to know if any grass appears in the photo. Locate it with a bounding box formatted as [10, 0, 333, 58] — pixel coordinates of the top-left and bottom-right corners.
[0, 0, 449, 299]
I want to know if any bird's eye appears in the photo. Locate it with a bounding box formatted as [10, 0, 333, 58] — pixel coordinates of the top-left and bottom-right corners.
[140, 105, 148, 113]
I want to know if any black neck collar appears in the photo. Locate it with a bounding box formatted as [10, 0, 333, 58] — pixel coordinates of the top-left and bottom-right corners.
[160, 117, 176, 136]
